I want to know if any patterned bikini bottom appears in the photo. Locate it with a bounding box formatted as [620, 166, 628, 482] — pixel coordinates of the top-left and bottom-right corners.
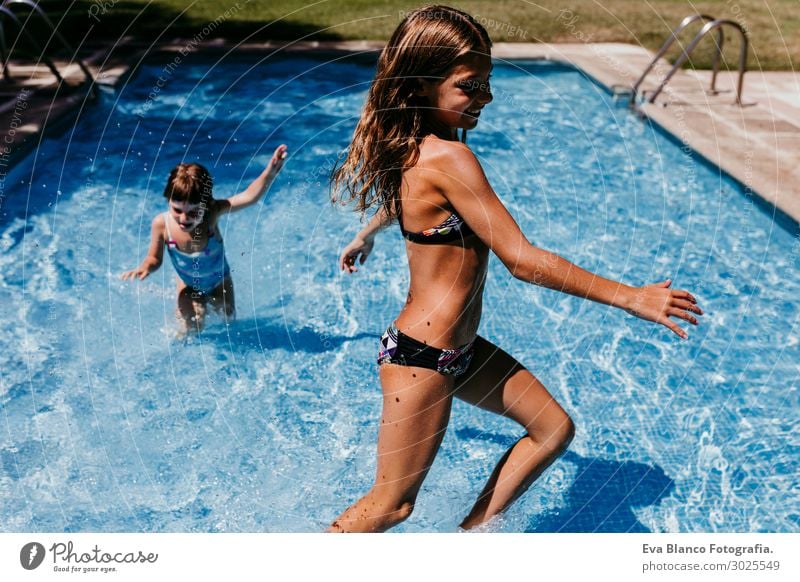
[377, 324, 476, 377]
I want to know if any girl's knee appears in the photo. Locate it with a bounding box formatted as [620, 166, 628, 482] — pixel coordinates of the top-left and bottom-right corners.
[531, 411, 574, 456]
[556, 414, 575, 451]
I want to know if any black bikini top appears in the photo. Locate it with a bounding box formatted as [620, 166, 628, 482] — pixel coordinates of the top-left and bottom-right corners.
[399, 212, 474, 244]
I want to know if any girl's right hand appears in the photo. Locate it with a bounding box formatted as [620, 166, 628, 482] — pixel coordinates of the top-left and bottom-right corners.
[624, 279, 703, 339]
[121, 265, 151, 281]
[339, 236, 374, 273]
[267, 144, 288, 179]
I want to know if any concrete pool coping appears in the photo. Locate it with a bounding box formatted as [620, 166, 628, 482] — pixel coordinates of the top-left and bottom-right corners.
[2, 39, 798, 227]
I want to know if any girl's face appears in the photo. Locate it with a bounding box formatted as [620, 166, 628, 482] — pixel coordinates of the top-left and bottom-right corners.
[417, 51, 493, 138]
[169, 200, 205, 232]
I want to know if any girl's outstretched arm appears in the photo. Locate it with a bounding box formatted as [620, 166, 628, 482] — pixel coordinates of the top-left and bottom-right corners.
[217, 144, 288, 215]
[431, 142, 703, 339]
[339, 206, 392, 273]
[121, 214, 165, 281]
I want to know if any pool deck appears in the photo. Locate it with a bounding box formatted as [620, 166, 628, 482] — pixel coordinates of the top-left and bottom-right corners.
[0, 40, 132, 171]
[2, 40, 798, 226]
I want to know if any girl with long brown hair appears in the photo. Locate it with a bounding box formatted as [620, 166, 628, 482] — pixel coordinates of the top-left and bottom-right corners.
[330, 5, 702, 532]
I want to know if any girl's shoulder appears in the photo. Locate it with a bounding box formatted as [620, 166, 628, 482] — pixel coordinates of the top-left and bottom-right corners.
[419, 135, 473, 159]
[208, 198, 227, 223]
[417, 136, 478, 172]
[152, 212, 166, 235]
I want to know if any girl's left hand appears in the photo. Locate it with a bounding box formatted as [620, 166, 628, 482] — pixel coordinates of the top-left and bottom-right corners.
[267, 144, 288, 178]
[339, 235, 374, 273]
[625, 279, 703, 339]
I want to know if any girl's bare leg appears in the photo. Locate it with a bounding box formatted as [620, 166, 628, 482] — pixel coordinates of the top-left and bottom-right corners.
[328, 364, 455, 532]
[454, 337, 574, 529]
[209, 276, 235, 321]
[176, 280, 206, 334]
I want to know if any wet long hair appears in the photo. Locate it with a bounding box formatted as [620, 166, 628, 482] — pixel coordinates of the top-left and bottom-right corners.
[163, 163, 214, 209]
[331, 5, 491, 219]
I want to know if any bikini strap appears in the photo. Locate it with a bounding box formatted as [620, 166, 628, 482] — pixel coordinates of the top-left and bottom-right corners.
[163, 211, 175, 244]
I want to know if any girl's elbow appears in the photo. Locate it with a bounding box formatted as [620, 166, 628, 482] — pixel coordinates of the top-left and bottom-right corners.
[501, 245, 558, 285]
[234, 198, 256, 211]
[507, 263, 527, 281]
[518, 252, 567, 286]
[506, 261, 542, 285]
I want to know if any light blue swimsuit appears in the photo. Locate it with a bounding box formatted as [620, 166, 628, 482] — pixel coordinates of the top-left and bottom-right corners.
[164, 212, 230, 295]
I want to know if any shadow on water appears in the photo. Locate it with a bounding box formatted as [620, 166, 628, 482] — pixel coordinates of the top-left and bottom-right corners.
[528, 450, 674, 533]
[200, 316, 372, 353]
[455, 428, 674, 532]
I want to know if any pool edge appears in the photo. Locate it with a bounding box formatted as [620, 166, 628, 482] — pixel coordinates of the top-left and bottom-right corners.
[3, 39, 798, 230]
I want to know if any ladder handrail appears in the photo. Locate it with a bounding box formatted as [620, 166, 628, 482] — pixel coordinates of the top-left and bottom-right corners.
[0, 0, 94, 88]
[0, 14, 9, 80]
[648, 19, 748, 105]
[0, 5, 64, 83]
[631, 14, 724, 102]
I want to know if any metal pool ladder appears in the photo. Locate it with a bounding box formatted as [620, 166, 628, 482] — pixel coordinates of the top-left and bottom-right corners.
[0, 0, 95, 93]
[628, 14, 748, 107]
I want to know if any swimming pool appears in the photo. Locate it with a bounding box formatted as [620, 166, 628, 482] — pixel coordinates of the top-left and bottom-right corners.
[1, 53, 798, 533]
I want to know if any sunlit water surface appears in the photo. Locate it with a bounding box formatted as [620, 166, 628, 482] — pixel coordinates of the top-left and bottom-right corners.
[1, 55, 798, 532]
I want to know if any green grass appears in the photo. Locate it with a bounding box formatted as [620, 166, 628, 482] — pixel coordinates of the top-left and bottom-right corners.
[30, 1, 800, 70]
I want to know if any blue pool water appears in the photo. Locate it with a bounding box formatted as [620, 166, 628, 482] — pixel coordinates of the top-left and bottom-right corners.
[1, 54, 798, 533]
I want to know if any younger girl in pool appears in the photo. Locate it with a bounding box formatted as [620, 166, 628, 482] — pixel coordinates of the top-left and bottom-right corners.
[122, 144, 287, 334]
[329, 5, 702, 532]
